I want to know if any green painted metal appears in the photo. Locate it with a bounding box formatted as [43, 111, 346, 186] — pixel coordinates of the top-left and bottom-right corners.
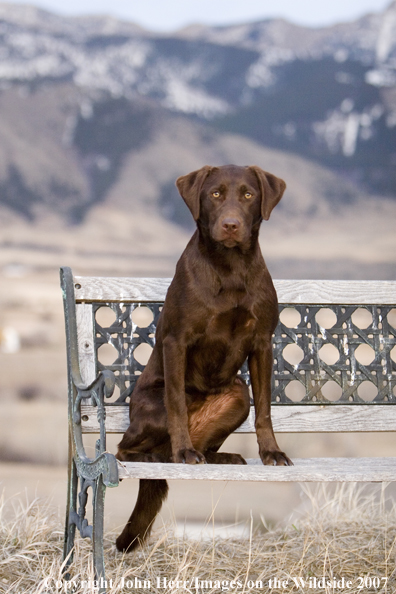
[60, 267, 118, 589]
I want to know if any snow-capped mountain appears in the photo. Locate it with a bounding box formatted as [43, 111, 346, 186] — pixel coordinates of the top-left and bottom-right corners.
[0, 1, 394, 222]
[0, 2, 395, 111]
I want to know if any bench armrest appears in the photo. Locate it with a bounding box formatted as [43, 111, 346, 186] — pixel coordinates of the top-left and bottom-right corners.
[61, 266, 118, 487]
[70, 368, 119, 488]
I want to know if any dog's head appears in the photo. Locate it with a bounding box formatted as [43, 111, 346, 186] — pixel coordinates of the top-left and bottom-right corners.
[176, 165, 286, 248]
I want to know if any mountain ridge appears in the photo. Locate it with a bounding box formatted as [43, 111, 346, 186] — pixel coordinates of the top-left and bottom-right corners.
[0, 1, 394, 225]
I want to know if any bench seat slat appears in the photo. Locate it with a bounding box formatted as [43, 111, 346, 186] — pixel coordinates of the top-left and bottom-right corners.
[117, 457, 396, 482]
[81, 404, 396, 434]
[74, 277, 396, 305]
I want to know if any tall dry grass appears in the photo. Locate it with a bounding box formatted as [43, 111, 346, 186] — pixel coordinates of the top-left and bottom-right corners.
[0, 484, 395, 593]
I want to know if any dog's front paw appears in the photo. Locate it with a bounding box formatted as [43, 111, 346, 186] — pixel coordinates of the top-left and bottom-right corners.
[173, 448, 206, 464]
[260, 449, 293, 466]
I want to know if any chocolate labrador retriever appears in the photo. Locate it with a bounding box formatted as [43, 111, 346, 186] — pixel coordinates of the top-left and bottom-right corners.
[116, 164, 292, 552]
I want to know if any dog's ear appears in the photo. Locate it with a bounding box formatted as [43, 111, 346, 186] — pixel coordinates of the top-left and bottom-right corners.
[176, 166, 213, 221]
[248, 166, 286, 221]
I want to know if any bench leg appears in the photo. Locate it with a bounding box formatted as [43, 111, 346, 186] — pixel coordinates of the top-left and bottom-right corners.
[63, 454, 78, 578]
[93, 474, 106, 594]
[63, 466, 107, 591]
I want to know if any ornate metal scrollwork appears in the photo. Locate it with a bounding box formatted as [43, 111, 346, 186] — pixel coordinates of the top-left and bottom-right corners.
[73, 370, 115, 452]
[94, 302, 160, 403]
[68, 371, 118, 543]
[93, 302, 396, 406]
[69, 477, 95, 540]
[273, 304, 396, 404]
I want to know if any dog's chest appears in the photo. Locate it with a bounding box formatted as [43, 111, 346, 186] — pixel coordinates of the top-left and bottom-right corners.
[207, 305, 256, 339]
[185, 304, 257, 392]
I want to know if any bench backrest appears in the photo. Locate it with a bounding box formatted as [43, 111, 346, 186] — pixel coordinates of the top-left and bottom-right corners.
[61, 268, 396, 435]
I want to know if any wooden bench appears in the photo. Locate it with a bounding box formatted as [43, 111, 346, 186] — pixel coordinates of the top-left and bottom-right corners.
[60, 266, 396, 592]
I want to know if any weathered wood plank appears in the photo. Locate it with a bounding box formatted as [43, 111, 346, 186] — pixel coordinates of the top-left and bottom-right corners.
[275, 280, 396, 305]
[74, 277, 396, 305]
[74, 276, 172, 302]
[80, 404, 396, 434]
[76, 303, 96, 385]
[117, 457, 396, 482]
[239, 405, 396, 433]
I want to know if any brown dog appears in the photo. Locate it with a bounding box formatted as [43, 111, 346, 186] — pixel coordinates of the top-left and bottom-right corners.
[116, 164, 292, 552]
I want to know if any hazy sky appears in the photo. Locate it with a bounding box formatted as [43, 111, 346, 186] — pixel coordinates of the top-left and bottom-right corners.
[4, 0, 392, 31]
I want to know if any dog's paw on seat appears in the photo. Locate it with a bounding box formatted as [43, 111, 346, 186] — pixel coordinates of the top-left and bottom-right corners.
[260, 450, 293, 466]
[172, 448, 206, 464]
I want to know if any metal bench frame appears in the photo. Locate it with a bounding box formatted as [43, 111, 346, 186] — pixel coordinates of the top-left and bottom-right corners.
[60, 266, 396, 592]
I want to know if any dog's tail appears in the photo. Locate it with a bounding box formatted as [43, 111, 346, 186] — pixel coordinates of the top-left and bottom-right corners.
[115, 479, 169, 552]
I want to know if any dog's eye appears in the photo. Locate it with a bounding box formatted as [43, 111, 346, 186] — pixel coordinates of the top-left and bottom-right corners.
[212, 191, 221, 198]
[245, 192, 253, 199]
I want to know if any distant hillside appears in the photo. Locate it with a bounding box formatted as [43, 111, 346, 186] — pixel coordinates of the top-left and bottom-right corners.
[0, 1, 394, 224]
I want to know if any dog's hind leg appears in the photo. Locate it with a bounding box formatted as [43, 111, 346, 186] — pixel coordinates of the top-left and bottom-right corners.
[116, 382, 250, 552]
[115, 397, 172, 552]
[188, 380, 250, 464]
[117, 391, 170, 462]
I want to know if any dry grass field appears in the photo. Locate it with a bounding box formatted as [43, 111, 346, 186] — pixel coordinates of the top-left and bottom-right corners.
[1, 484, 395, 593]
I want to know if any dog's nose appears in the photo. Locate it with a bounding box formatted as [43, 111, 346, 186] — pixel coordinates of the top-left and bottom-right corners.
[222, 218, 240, 233]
